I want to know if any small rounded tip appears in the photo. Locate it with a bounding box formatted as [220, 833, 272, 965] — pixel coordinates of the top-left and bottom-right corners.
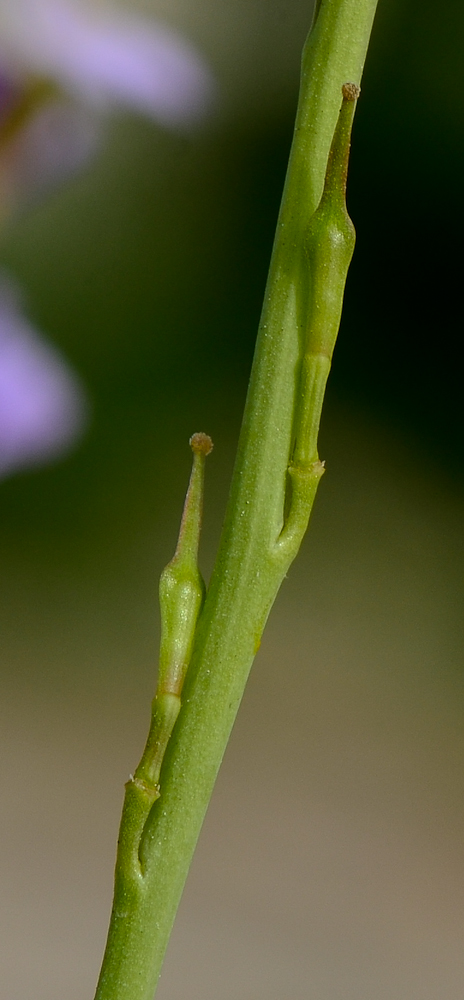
[189, 432, 213, 456]
[342, 82, 360, 102]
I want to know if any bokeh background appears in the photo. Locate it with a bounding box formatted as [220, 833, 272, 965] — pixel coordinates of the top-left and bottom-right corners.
[1, 0, 464, 997]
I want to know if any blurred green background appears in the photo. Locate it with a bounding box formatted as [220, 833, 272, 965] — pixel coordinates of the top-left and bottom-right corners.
[1, 1, 464, 997]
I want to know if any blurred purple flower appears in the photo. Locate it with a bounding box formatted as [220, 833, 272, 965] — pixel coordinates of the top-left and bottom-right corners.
[0, 0, 215, 203]
[0, 0, 214, 126]
[0, 2, 215, 478]
[0, 102, 100, 202]
[0, 277, 86, 478]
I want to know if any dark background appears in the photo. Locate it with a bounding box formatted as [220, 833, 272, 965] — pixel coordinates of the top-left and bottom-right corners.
[1, 1, 463, 998]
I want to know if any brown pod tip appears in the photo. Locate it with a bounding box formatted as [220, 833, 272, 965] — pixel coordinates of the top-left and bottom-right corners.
[189, 432, 214, 456]
[342, 82, 361, 102]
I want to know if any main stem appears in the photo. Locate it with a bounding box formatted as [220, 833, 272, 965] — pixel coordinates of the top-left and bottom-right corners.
[95, 1, 378, 997]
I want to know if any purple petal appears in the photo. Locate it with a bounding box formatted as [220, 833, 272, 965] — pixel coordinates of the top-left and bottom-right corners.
[0, 279, 87, 478]
[0, 0, 215, 127]
[0, 100, 100, 206]
[0, 67, 18, 123]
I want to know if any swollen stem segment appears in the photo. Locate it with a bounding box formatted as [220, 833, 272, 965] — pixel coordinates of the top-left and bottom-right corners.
[136, 432, 212, 796]
[293, 82, 359, 469]
[277, 83, 359, 560]
[115, 433, 212, 883]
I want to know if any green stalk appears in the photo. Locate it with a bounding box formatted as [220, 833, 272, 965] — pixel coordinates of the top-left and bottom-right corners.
[95, 1, 379, 997]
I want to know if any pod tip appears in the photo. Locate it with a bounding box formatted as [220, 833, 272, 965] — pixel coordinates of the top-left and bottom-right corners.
[342, 82, 360, 102]
[189, 432, 214, 456]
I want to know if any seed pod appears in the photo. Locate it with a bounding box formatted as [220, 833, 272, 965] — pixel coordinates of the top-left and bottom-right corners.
[158, 432, 213, 697]
[134, 432, 213, 793]
[293, 83, 359, 467]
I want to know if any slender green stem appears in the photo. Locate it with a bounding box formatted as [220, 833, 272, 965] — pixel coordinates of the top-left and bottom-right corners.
[95, 2, 379, 997]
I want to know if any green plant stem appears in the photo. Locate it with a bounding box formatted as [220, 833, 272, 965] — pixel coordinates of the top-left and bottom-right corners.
[95, 1, 379, 997]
